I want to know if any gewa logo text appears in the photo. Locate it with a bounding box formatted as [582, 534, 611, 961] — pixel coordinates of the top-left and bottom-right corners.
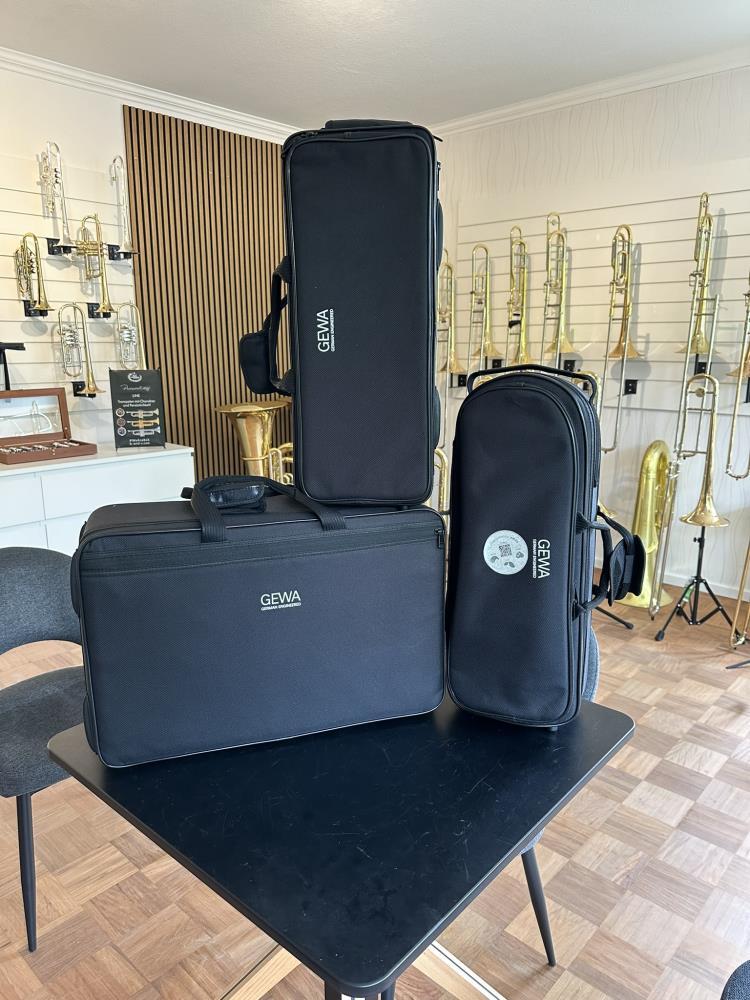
[316, 308, 335, 353]
[533, 539, 551, 579]
[260, 590, 302, 611]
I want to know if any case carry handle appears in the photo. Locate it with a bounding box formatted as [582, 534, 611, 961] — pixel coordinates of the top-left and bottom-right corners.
[239, 258, 293, 397]
[467, 363, 598, 404]
[182, 475, 346, 543]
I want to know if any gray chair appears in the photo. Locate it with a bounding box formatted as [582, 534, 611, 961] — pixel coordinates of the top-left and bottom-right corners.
[723, 962, 750, 1000]
[0, 547, 85, 952]
[522, 628, 600, 967]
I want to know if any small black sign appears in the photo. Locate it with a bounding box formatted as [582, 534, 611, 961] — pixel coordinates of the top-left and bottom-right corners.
[109, 369, 166, 449]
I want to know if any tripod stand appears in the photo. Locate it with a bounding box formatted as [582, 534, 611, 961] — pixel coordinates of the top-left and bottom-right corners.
[655, 526, 732, 641]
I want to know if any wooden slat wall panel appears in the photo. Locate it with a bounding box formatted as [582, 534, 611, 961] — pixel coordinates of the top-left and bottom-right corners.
[123, 106, 289, 480]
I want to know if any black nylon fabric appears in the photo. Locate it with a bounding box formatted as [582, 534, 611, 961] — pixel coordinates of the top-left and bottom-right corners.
[74, 496, 446, 767]
[283, 124, 438, 504]
[446, 370, 601, 728]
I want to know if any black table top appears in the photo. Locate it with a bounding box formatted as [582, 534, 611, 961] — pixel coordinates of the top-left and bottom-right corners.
[49, 701, 632, 994]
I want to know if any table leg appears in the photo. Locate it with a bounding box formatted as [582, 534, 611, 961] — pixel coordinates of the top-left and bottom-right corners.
[221, 943, 300, 999]
[521, 847, 556, 967]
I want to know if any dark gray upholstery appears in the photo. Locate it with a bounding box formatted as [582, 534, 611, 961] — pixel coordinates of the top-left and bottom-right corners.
[0, 547, 80, 654]
[722, 962, 750, 1000]
[0, 668, 85, 796]
[0, 547, 84, 798]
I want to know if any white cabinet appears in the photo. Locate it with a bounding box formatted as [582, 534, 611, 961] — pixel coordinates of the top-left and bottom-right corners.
[0, 444, 195, 554]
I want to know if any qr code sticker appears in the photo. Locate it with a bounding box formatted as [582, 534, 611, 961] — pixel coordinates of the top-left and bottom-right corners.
[499, 543, 512, 558]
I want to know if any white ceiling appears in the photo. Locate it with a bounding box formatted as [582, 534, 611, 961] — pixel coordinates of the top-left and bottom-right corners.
[3, 0, 750, 128]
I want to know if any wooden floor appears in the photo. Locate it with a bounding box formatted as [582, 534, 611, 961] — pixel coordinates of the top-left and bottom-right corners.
[1, 596, 748, 1000]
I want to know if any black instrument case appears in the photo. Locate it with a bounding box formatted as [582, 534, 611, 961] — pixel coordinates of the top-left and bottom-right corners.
[72, 477, 446, 766]
[446, 366, 642, 728]
[241, 119, 442, 505]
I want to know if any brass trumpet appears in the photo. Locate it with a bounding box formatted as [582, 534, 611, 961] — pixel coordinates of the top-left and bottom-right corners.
[619, 441, 671, 609]
[540, 212, 574, 366]
[600, 224, 641, 453]
[110, 156, 136, 258]
[506, 225, 532, 365]
[58, 302, 103, 397]
[726, 272, 750, 481]
[40, 141, 74, 253]
[75, 214, 114, 317]
[678, 193, 714, 356]
[14, 233, 51, 317]
[469, 244, 502, 366]
[113, 302, 147, 370]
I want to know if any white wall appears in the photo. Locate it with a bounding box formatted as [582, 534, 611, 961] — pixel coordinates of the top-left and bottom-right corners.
[0, 66, 134, 445]
[438, 66, 750, 598]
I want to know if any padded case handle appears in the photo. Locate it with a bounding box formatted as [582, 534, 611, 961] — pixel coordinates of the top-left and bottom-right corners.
[182, 475, 346, 543]
[467, 363, 598, 403]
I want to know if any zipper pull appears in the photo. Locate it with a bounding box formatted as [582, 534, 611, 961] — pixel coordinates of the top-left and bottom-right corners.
[435, 528, 445, 549]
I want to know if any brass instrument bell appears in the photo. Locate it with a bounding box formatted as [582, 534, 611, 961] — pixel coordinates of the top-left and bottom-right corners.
[507, 225, 532, 365]
[217, 400, 292, 479]
[75, 214, 114, 316]
[678, 374, 729, 529]
[14, 233, 51, 315]
[57, 302, 103, 397]
[619, 441, 671, 609]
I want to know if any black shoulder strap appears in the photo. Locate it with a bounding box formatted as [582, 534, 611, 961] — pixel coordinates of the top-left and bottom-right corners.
[239, 258, 293, 396]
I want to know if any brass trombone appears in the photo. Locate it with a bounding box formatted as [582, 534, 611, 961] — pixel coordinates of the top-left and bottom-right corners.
[14, 233, 52, 317]
[506, 225, 532, 365]
[74, 214, 114, 316]
[437, 251, 459, 370]
[57, 303, 103, 397]
[648, 198, 721, 618]
[600, 224, 641, 453]
[726, 272, 750, 481]
[468, 244, 501, 367]
[110, 155, 136, 258]
[40, 141, 74, 253]
[113, 302, 147, 370]
[678, 374, 728, 530]
[678, 192, 714, 356]
[731, 542, 749, 650]
[540, 212, 574, 366]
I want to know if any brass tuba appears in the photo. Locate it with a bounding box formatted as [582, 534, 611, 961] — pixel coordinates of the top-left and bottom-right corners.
[58, 303, 103, 397]
[75, 214, 114, 316]
[40, 141, 74, 252]
[469, 244, 502, 366]
[678, 193, 714, 356]
[619, 441, 671, 609]
[506, 225, 532, 365]
[540, 213, 574, 366]
[600, 224, 641, 453]
[14, 233, 52, 316]
[217, 400, 293, 481]
[113, 302, 147, 370]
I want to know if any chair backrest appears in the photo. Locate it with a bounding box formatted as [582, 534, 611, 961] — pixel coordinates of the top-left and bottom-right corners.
[0, 547, 80, 655]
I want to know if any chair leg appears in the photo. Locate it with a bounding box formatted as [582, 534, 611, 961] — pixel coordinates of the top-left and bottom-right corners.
[521, 846, 555, 967]
[381, 985, 396, 1000]
[16, 794, 37, 953]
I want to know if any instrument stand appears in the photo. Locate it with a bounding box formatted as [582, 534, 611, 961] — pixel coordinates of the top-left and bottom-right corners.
[0, 342, 25, 391]
[596, 606, 635, 630]
[655, 526, 733, 641]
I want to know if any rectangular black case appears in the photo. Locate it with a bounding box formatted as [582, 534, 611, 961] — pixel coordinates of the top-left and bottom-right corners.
[241, 119, 442, 505]
[73, 479, 446, 767]
[446, 367, 605, 728]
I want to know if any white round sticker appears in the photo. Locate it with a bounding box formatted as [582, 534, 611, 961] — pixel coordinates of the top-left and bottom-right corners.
[483, 530, 528, 575]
